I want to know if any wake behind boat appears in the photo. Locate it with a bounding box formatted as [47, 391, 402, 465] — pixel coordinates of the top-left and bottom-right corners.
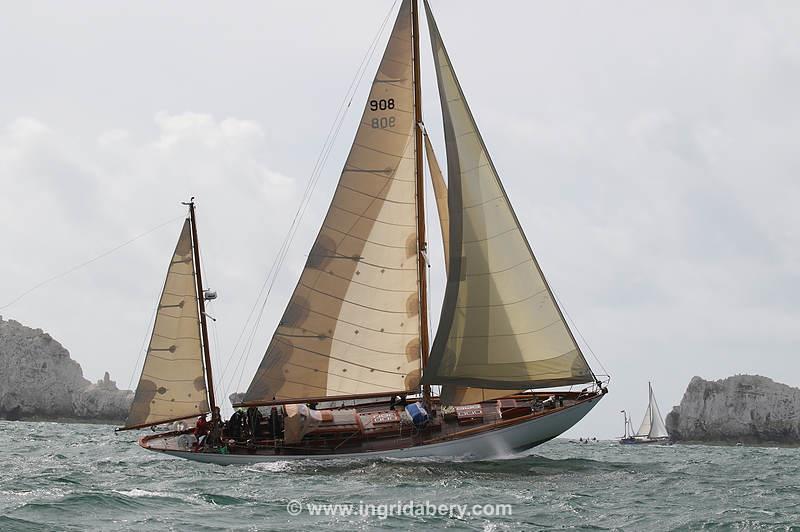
[118, 0, 608, 464]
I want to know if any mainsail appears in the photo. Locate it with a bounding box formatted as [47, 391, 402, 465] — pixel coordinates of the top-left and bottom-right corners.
[636, 383, 669, 439]
[239, 0, 422, 405]
[422, 0, 595, 391]
[124, 219, 209, 429]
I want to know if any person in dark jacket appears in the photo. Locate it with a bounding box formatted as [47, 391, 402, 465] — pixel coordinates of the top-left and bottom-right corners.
[193, 414, 208, 450]
[246, 407, 263, 439]
[207, 407, 223, 447]
[227, 409, 244, 440]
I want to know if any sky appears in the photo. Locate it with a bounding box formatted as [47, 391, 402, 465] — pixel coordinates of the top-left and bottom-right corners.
[1, 1, 798, 439]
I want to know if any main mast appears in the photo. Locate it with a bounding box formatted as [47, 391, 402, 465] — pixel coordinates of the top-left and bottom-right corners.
[411, 0, 431, 407]
[187, 199, 217, 413]
[648, 382, 653, 434]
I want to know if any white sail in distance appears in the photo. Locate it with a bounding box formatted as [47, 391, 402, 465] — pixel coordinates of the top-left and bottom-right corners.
[636, 383, 669, 438]
[239, 0, 422, 405]
[421, 0, 595, 391]
[636, 405, 652, 437]
[124, 219, 209, 429]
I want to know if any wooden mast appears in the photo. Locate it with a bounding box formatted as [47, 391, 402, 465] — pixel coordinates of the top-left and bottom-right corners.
[187, 198, 217, 414]
[411, 0, 431, 407]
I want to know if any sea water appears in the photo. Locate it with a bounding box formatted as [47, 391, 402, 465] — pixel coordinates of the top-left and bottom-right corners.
[1, 420, 798, 530]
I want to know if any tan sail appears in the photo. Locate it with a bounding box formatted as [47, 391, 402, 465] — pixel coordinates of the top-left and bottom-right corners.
[424, 131, 449, 270]
[422, 1, 595, 390]
[239, 0, 421, 405]
[426, 133, 518, 405]
[440, 386, 519, 405]
[124, 219, 209, 428]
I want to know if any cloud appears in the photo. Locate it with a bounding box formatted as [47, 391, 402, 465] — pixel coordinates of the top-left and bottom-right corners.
[0, 112, 297, 400]
[629, 110, 711, 167]
[1, 1, 799, 438]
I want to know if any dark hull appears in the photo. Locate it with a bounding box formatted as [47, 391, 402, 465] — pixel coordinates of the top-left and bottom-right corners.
[138, 391, 605, 463]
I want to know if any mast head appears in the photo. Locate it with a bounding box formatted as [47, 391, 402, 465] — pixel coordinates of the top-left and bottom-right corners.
[181, 196, 196, 207]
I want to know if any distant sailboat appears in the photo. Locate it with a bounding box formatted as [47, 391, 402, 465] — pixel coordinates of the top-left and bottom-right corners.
[119, 0, 609, 463]
[620, 383, 670, 444]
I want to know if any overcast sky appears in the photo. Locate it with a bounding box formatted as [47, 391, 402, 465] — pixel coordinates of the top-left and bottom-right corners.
[1, 1, 798, 438]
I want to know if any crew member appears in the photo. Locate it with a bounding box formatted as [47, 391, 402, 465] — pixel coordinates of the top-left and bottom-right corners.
[193, 414, 209, 450]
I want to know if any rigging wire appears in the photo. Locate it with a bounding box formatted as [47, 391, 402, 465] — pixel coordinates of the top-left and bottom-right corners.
[0, 212, 188, 393]
[424, 167, 440, 399]
[230, 11, 396, 395]
[126, 299, 159, 393]
[208, 311, 226, 410]
[220, 1, 401, 397]
[0, 215, 185, 311]
[551, 289, 611, 380]
[195, 243, 226, 408]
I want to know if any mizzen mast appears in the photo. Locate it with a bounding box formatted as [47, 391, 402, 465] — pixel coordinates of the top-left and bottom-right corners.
[411, 0, 431, 407]
[121, 203, 214, 430]
[186, 198, 217, 413]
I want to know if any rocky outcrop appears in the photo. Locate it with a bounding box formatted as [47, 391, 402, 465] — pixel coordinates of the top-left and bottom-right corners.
[666, 375, 800, 444]
[0, 316, 133, 423]
[72, 372, 133, 421]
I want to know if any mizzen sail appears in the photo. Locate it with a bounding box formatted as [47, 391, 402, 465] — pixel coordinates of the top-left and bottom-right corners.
[124, 219, 209, 429]
[239, 0, 421, 405]
[422, 1, 594, 391]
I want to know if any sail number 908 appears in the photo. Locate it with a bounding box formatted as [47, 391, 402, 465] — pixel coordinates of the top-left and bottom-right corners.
[369, 98, 396, 129]
[369, 98, 395, 111]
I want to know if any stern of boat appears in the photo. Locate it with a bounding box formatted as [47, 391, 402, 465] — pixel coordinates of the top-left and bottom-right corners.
[138, 430, 196, 453]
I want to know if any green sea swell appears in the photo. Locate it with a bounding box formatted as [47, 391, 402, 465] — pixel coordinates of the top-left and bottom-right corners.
[1, 421, 798, 530]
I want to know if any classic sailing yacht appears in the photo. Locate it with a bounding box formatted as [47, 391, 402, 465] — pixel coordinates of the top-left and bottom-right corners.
[620, 383, 670, 444]
[121, 0, 608, 463]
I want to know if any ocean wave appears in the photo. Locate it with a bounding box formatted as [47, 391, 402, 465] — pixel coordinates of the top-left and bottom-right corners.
[1, 425, 798, 530]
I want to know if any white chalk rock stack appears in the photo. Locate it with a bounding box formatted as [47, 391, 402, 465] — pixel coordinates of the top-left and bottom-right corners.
[666, 375, 800, 444]
[0, 316, 132, 423]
